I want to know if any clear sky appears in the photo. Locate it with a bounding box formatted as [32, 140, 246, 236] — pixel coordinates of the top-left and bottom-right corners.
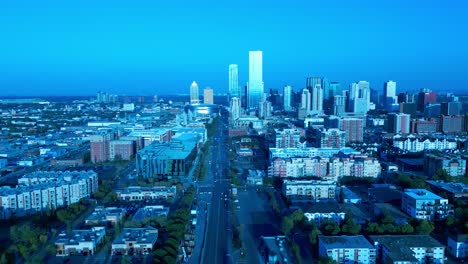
[1, 0, 467, 96]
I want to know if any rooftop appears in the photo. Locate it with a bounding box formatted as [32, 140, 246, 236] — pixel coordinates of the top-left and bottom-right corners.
[403, 189, 444, 200]
[319, 235, 374, 249]
[137, 140, 197, 160]
[55, 227, 106, 246]
[369, 235, 444, 262]
[112, 226, 158, 245]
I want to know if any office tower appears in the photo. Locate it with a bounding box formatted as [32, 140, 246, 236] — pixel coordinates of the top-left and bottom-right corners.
[322, 78, 330, 99]
[298, 88, 311, 119]
[203, 87, 214, 104]
[230, 97, 241, 122]
[283, 85, 293, 111]
[190, 81, 200, 104]
[332, 95, 346, 116]
[349, 81, 370, 114]
[387, 113, 411, 134]
[228, 64, 240, 100]
[153, 95, 158, 103]
[306, 77, 324, 114]
[247, 51, 264, 110]
[398, 92, 416, 104]
[383, 81, 397, 110]
[311, 83, 324, 114]
[417, 89, 437, 112]
[424, 103, 441, 118]
[399, 102, 417, 118]
[441, 102, 462, 116]
[329, 82, 340, 99]
[339, 118, 364, 142]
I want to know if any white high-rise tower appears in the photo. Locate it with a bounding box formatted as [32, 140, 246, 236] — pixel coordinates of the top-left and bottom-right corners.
[190, 81, 200, 104]
[247, 51, 264, 110]
[229, 64, 240, 99]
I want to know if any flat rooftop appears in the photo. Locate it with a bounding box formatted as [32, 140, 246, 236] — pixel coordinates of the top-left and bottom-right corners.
[403, 189, 443, 200]
[319, 235, 374, 249]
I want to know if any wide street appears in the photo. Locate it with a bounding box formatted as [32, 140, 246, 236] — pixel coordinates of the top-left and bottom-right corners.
[200, 109, 232, 264]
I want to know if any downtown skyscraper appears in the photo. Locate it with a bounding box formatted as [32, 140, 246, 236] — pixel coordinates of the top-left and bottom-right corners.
[247, 51, 264, 110]
[349, 81, 370, 114]
[283, 85, 293, 111]
[306, 77, 324, 114]
[190, 81, 200, 104]
[228, 64, 240, 100]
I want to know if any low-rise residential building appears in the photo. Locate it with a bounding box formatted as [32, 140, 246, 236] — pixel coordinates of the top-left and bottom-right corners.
[447, 234, 468, 259]
[85, 206, 126, 226]
[111, 226, 158, 255]
[401, 189, 454, 220]
[283, 179, 336, 202]
[115, 186, 177, 201]
[132, 205, 170, 221]
[55, 227, 106, 256]
[392, 135, 457, 152]
[318, 235, 376, 264]
[0, 171, 98, 218]
[424, 152, 467, 177]
[369, 235, 445, 264]
[269, 156, 381, 178]
[426, 180, 468, 200]
[303, 203, 346, 225]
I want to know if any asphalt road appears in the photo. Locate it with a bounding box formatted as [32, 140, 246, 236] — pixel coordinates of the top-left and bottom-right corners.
[201, 110, 232, 264]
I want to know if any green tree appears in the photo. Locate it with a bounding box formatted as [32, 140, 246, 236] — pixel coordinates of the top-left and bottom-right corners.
[321, 220, 341, 236]
[281, 217, 294, 235]
[380, 210, 395, 225]
[341, 218, 361, 235]
[318, 256, 338, 264]
[308, 228, 322, 245]
[290, 209, 305, 223]
[414, 220, 434, 234]
[399, 223, 414, 234]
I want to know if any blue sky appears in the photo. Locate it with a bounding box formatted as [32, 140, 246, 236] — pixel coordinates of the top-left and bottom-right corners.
[1, 0, 467, 96]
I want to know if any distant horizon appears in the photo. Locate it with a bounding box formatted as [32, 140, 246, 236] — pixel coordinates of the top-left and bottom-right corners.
[1, 1, 467, 96]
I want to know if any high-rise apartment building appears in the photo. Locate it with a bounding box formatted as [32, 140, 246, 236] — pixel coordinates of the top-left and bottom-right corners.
[332, 95, 346, 116]
[228, 64, 240, 99]
[283, 85, 293, 111]
[229, 97, 241, 122]
[387, 113, 411, 134]
[339, 118, 364, 142]
[247, 51, 264, 110]
[189, 81, 200, 104]
[298, 88, 311, 119]
[90, 133, 113, 163]
[316, 128, 346, 148]
[203, 87, 214, 104]
[258, 100, 272, 119]
[329, 82, 340, 99]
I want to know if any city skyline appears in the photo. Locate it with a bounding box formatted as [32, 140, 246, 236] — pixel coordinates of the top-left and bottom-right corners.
[1, 0, 468, 96]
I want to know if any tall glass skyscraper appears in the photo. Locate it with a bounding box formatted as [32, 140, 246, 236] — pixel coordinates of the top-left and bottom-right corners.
[283, 85, 293, 111]
[229, 64, 240, 99]
[190, 81, 200, 104]
[247, 51, 264, 110]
